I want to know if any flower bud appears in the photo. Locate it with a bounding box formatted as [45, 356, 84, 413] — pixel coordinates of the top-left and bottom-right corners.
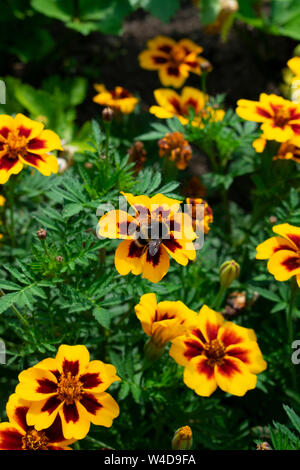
[172, 426, 193, 450]
[56, 256, 64, 262]
[36, 228, 47, 240]
[219, 260, 240, 288]
[102, 107, 114, 122]
[144, 338, 165, 362]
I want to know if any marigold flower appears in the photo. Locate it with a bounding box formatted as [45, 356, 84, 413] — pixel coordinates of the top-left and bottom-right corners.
[93, 84, 138, 114]
[0, 394, 74, 450]
[236, 94, 300, 143]
[15, 345, 120, 440]
[0, 195, 5, 206]
[186, 197, 213, 234]
[0, 113, 62, 184]
[273, 139, 300, 163]
[138, 36, 211, 88]
[169, 305, 267, 397]
[158, 132, 192, 170]
[172, 426, 193, 450]
[150, 87, 225, 127]
[98, 192, 197, 283]
[256, 223, 300, 287]
[135, 293, 197, 351]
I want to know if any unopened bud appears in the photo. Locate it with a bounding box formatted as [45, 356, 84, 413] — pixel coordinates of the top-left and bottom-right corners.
[219, 260, 240, 288]
[56, 256, 64, 262]
[256, 442, 271, 450]
[269, 216, 277, 224]
[144, 338, 165, 362]
[200, 60, 212, 72]
[102, 107, 114, 122]
[36, 228, 47, 240]
[172, 426, 193, 450]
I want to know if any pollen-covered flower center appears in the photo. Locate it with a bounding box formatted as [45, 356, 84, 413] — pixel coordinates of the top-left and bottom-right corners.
[4, 131, 28, 160]
[22, 429, 49, 450]
[204, 339, 226, 366]
[170, 45, 187, 65]
[274, 107, 291, 127]
[57, 372, 83, 405]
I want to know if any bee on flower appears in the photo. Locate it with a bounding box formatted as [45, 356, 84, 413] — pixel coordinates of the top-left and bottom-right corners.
[0, 394, 75, 450]
[256, 223, 300, 287]
[138, 36, 211, 88]
[15, 345, 120, 440]
[236, 93, 300, 143]
[158, 132, 192, 170]
[93, 84, 139, 115]
[169, 305, 267, 397]
[98, 192, 197, 283]
[150, 87, 224, 127]
[0, 113, 62, 184]
[135, 293, 198, 360]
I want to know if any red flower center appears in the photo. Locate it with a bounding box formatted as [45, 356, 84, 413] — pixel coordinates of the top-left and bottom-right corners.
[273, 107, 291, 128]
[204, 339, 226, 366]
[22, 429, 49, 450]
[57, 372, 83, 405]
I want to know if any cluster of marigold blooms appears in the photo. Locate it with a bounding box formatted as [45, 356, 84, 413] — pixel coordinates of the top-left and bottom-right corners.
[0, 37, 299, 451]
[92, 36, 225, 172]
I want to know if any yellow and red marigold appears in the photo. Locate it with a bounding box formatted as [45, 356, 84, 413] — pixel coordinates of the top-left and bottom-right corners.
[186, 197, 213, 234]
[0, 394, 74, 450]
[135, 293, 197, 350]
[236, 93, 300, 143]
[256, 223, 300, 287]
[93, 84, 138, 114]
[15, 345, 120, 440]
[150, 87, 224, 127]
[0, 113, 62, 184]
[98, 192, 197, 283]
[273, 139, 300, 163]
[158, 132, 192, 170]
[138, 36, 211, 88]
[169, 305, 267, 397]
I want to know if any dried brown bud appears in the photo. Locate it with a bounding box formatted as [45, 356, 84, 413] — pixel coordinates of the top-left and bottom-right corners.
[102, 107, 114, 122]
[128, 141, 147, 174]
[36, 229, 47, 240]
[56, 256, 64, 262]
[224, 291, 246, 318]
[84, 162, 93, 169]
[199, 60, 212, 72]
[269, 216, 278, 224]
[158, 132, 192, 170]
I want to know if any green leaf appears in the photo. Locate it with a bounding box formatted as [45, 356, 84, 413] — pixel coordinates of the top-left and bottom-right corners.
[283, 405, 300, 434]
[62, 203, 83, 219]
[146, 0, 180, 23]
[92, 307, 111, 329]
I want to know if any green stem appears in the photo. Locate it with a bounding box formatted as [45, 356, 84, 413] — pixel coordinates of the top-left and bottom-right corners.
[212, 285, 227, 310]
[104, 122, 111, 159]
[0, 288, 30, 328]
[7, 179, 16, 247]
